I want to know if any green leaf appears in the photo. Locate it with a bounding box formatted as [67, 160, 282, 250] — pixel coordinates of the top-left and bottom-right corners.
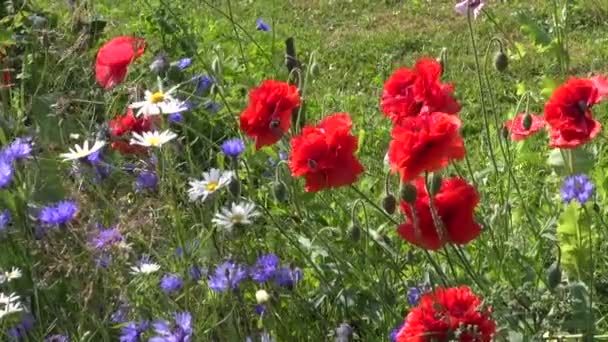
[557, 202, 580, 276]
[540, 77, 558, 99]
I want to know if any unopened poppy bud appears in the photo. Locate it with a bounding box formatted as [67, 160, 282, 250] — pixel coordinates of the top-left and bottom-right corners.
[211, 56, 222, 79]
[400, 182, 417, 203]
[429, 173, 443, 196]
[382, 194, 396, 215]
[593, 202, 600, 212]
[273, 181, 288, 202]
[255, 289, 270, 304]
[501, 126, 509, 140]
[149, 54, 169, 74]
[546, 261, 562, 290]
[494, 50, 508, 72]
[348, 223, 361, 242]
[310, 59, 320, 77]
[437, 47, 448, 74]
[522, 113, 532, 130]
[228, 176, 241, 198]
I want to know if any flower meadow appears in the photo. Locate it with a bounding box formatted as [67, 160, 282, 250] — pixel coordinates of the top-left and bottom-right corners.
[1, 0, 608, 341]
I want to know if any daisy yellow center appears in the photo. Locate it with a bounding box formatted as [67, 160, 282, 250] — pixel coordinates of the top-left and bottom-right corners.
[230, 213, 245, 223]
[146, 136, 161, 146]
[206, 181, 219, 192]
[150, 91, 165, 104]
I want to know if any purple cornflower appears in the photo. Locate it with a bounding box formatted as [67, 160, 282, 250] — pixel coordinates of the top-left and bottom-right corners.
[95, 254, 112, 268]
[134, 171, 158, 192]
[149, 312, 192, 342]
[0, 158, 13, 188]
[455, 0, 485, 19]
[189, 265, 206, 281]
[389, 322, 404, 342]
[208, 261, 247, 292]
[168, 112, 183, 124]
[255, 304, 266, 316]
[221, 138, 245, 158]
[250, 254, 279, 283]
[90, 225, 123, 250]
[7, 313, 35, 340]
[2, 138, 32, 161]
[192, 75, 213, 96]
[111, 301, 129, 324]
[561, 174, 594, 204]
[407, 287, 422, 305]
[38, 201, 78, 226]
[256, 18, 271, 32]
[120, 321, 149, 342]
[204, 101, 221, 113]
[0, 209, 10, 232]
[175, 58, 192, 70]
[274, 266, 303, 289]
[44, 335, 69, 342]
[335, 323, 353, 342]
[160, 273, 183, 294]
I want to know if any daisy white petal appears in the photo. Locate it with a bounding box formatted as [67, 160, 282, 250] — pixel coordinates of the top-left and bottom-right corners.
[187, 169, 234, 202]
[130, 130, 178, 148]
[212, 201, 259, 231]
[60, 139, 105, 161]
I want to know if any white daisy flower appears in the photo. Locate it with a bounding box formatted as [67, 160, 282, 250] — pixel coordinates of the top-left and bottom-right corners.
[129, 84, 187, 117]
[60, 140, 105, 161]
[130, 261, 161, 275]
[3, 268, 21, 282]
[130, 130, 178, 148]
[212, 201, 259, 231]
[0, 292, 23, 319]
[187, 168, 233, 202]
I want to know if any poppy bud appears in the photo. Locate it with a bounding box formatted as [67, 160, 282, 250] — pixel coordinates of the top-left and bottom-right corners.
[593, 202, 600, 212]
[310, 62, 320, 77]
[428, 173, 443, 196]
[400, 182, 417, 204]
[546, 261, 562, 290]
[228, 176, 241, 198]
[211, 56, 222, 80]
[494, 51, 508, 72]
[348, 223, 361, 242]
[273, 181, 288, 202]
[522, 113, 532, 130]
[382, 194, 396, 215]
[436, 47, 448, 74]
[149, 54, 169, 74]
[501, 126, 509, 140]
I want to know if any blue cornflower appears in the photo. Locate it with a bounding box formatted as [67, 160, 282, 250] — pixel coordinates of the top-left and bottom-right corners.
[95, 254, 112, 268]
[274, 266, 303, 289]
[192, 75, 214, 96]
[250, 254, 279, 283]
[160, 274, 183, 294]
[256, 18, 271, 32]
[3, 138, 32, 161]
[175, 58, 192, 70]
[389, 322, 404, 342]
[407, 287, 422, 305]
[221, 138, 245, 158]
[38, 201, 78, 226]
[189, 265, 206, 281]
[204, 101, 221, 113]
[561, 174, 594, 204]
[87, 150, 102, 164]
[8, 313, 35, 340]
[111, 301, 129, 324]
[208, 261, 247, 292]
[168, 112, 183, 124]
[0, 209, 11, 232]
[255, 304, 266, 316]
[0, 158, 13, 188]
[91, 226, 123, 250]
[119, 321, 148, 342]
[134, 171, 158, 192]
[44, 335, 69, 342]
[149, 312, 192, 342]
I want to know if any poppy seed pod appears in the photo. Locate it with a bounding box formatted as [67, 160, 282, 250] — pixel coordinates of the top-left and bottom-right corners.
[522, 113, 532, 130]
[382, 194, 397, 215]
[273, 181, 288, 202]
[428, 173, 443, 196]
[546, 261, 562, 290]
[348, 223, 361, 242]
[494, 50, 508, 72]
[400, 182, 417, 204]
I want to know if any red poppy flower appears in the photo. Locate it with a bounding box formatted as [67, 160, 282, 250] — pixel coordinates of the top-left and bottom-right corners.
[381, 58, 460, 125]
[544, 77, 608, 148]
[109, 108, 153, 136]
[504, 113, 545, 141]
[389, 112, 464, 182]
[289, 113, 364, 192]
[95, 36, 146, 90]
[239, 80, 300, 149]
[398, 177, 480, 250]
[110, 141, 148, 155]
[396, 286, 496, 342]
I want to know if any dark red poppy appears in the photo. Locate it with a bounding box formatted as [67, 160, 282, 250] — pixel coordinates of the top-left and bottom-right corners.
[544, 77, 608, 148]
[95, 36, 145, 90]
[396, 286, 496, 342]
[109, 108, 152, 136]
[239, 80, 300, 149]
[289, 113, 364, 192]
[381, 58, 460, 125]
[398, 177, 480, 250]
[389, 112, 464, 182]
[110, 141, 148, 155]
[504, 113, 545, 141]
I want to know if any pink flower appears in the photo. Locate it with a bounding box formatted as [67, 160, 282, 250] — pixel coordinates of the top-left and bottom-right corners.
[455, 0, 485, 19]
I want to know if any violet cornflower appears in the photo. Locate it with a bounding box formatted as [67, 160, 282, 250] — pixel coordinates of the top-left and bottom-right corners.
[208, 261, 247, 292]
[256, 18, 271, 32]
[38, 201, 78, 226]
[561, 174, 594, 204]
[250, 254, 279, 283]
